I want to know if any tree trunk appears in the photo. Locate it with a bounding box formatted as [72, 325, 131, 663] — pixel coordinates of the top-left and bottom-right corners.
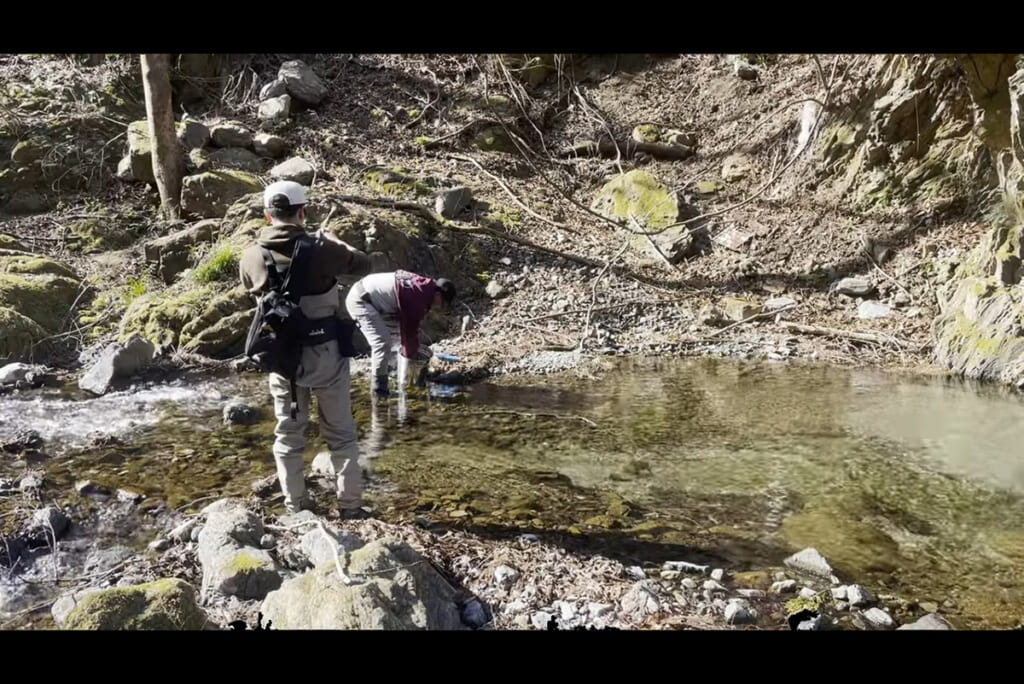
[140, 54, 182, 220]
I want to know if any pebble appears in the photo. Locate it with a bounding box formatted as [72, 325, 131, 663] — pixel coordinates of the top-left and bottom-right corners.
[703, 579, 726, 593]
[260, 534, 276, 549]
[783, 548, 834, 580]
[147, 538, 171, 553]
[531, 611, 554, 630]
[681, 578, 698, 590]
[557, 601, 577, 622]
[588, 602, 613, 618]
[170, 519, 197, 543]
[857, 300, 892, 320]
[799, 587, 818, 599]
[771, 580, 798, 594]
[831, 586, 848, 602]
[737, 589, 766, 598]
[796, 614, 822, 631]
[919, 601, 939, 613]
[897, 613, 953, 630]
[834, 276, 875, 297]
[846, 584, 876, 607]
[504, 600, 528, 615]
[494, 564, 521, 589]
[710, 568, 726, 582]
[513, 614, 531, 630]
[624, 566, 646, 580]
[774, 571, 788, 581]
[660, 570, 681, 581]
[725, 599, 757, 625]
[117, 489, 143, 504]
[516, 534, 539, 543]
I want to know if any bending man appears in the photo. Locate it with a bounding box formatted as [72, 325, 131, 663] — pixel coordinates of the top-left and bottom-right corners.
[345, 270, 456, 397]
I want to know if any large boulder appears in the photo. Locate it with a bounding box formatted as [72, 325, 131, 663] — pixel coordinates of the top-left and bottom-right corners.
[260, 540, 465, 629]
[176, 118, 210, 151]
[204, 147, 262, 173]
[197, 499, 282, 600]
[143, 219, 220, 284]
[270, 157, 315, 185]
[259, 95, 291, 124]
[181, 171, 262, 218]
[78, 333, 156, 395]
[126, 120, 154, 184]
[278, 60, 327, 107]
[0, 271, 81, 332]
[0, 307, 47, 360]
[0, 253, 77, 279]
[253, 133, 289, 159]
[62, 578, 210, 630]
[209, 122, 253, 149]
[592, 170, 694, 264]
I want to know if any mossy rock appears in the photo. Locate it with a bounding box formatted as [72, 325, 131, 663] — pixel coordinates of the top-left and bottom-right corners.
[0, 273, 81, 332]
[181, 171, 262, 219]
[472, 127, 517, 154]
[71, 218, 136, 253]
[592, 169, 679, 230]
[0, 233, 27, 251]
[360, 167, 436, 198]
[180, 286, 252, 358]
[0, 254, 77, 279]
[0, 306, 47, 360]
[119, 285, 213, 350]
[63, 578, 210, 630]
[782, 507, 901, 575]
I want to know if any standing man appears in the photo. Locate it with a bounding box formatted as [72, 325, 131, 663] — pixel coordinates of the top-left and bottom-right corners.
[239, 181, 372, 517]
[345, 270, 456, 398]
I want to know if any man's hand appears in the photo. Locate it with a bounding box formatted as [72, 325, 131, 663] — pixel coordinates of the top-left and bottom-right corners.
[373, 374, 390, 398]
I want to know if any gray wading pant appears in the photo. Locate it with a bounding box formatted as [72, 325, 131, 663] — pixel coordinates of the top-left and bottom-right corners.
[267, 289, 362, 512]
[344, 285, 432, 384]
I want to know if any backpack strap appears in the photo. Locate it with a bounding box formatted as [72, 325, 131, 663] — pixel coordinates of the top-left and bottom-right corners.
[280, 234, 316, 302]
[260, 247, 284, 291]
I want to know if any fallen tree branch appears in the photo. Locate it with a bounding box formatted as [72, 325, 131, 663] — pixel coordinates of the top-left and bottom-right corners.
[558, 137, 695, 161]
[449, 154, 578, 235]
[708, 304, 798, 338]
[783, 322, 916, 348]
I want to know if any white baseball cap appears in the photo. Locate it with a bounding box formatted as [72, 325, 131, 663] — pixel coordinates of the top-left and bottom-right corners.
[264, 180, 307, 209]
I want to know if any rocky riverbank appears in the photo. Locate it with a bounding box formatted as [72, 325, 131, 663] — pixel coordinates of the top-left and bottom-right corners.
[0, 490, 956, 631]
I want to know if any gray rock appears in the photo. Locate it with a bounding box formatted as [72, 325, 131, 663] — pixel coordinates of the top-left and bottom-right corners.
[223, 401, 261, 426]
[116, 155, 133, 181]
[796, 614, 823, 630]
[681, 578, 698, 590]
[143, 219, 219, 284]
[831, 586, 848, 601]
[737, 589, 766, 598]
[799, 587, 818, 599]
[531, 610, 553, 630]
[177, 118, 210, 150]
[710, 568, 726, 582]
[624, 566, 646, 580]
[763, 296, 797, 313]
[170, 519, 198, 543]
[117, 489, 143, 503]
[703, 579, 726, 592]
[485, 280, 507, 299]
[722, 153, 753, 181]
[78, 334, 155, 395]
[461, 599, 488, 628]
[725, 599, 757, 625]
[51, 588, 102, 626]
[278, 60, 327, 107]
[126, 120, 154, 184]
[861, 607, 896, 630]
[190, 525, 202, 543]
[771, 580, 798, 594]
[621, 580, 661, 620]
[434, 186, 473, 219]
[897, 613, 953, 630]
[504, 600, 528, 615]
[784, 547, 834, 580]
[0, 362, 36, 385]
[210, 122, 252, 149]
[834, 277, 875, 298]
[19, 472, 43, 492]
[31, 506, 70, 539]
[197, 499, 282, 600]
[494, 564, 520, 589]
[660, 570, 681, 581]
[299, 524, 362, 568]
[260, 79, 288, 100]
[846, 584, 876, 607]
[260, 534, 276, 549]
[253, 133, 289, 158]
[893, 291, 912, 307]
[258, 94, 291, 124]
[588, 602, 613, 618]
[181, 170, 261, 218]
[148, 538, 171, 553]
[857, 300, 892, 320]
[206, 147, 262, 173]
[734, 61, 759, 81]
[261, 540, 465, 629]
[270, 156, 315, 185]
[557, 600, 577, 622]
